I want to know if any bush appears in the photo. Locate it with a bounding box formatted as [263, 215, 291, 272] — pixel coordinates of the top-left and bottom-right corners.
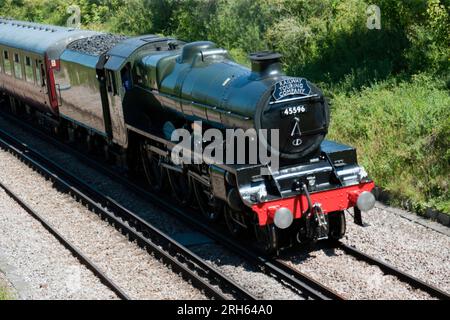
[0, 286, 11, 300]
[329, 74, 450, 212]
[1, 0, 449, 213]
[406, 0, 450, 77]
[108, 0, 152, 34]
[0, 0, 116, 29]
[169, 0, 218, 42]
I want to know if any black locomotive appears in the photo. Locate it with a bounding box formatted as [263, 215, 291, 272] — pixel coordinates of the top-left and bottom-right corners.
[0, 19, 375, 253]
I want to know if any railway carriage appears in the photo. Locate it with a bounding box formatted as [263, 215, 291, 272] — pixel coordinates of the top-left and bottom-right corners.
[0, 18, 376, 253]
[0, 19, 98, 114]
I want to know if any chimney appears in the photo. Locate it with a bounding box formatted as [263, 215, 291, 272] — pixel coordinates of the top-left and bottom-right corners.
[249, 51, 283, 78]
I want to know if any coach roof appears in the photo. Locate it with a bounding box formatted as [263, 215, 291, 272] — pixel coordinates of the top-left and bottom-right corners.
[0, 18, 100, 59]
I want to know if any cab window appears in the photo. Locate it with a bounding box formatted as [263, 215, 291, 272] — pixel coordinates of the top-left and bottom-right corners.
[14, 53, 23, 79]
[25, 56, 34, 84]
[120, 63, 132, 92]
[134, 65, 144, 85]
[3, 51, 11, 75]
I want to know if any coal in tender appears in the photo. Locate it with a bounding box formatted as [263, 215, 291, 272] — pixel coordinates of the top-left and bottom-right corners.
[68, 33, 129, 56]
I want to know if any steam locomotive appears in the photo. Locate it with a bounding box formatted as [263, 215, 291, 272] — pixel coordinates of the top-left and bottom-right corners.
[0, 19, 375, 253]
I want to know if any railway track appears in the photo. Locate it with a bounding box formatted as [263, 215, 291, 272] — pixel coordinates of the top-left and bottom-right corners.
[6, 110, 449, 300]
[3, 110, 449, 300]
[0, 123, 256, 301]
[335, 242, 450, 300]
[0, 110, 342, 300]
[0, 180, 130, 300]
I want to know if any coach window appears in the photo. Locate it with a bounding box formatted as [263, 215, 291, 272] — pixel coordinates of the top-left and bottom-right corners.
[36, 60, 46, 87]
[3, 51, 11, 75]
[25, 56, 34, 84]
[40, 64, 46, 86]
[35, 60, 41, 85]
[14, 53, 23, 79]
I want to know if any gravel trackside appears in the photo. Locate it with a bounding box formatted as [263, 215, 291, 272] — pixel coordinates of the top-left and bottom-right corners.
[0, 149, 206, 300]
[0, 187, 117, 300]
[284, 246, 434, 300]
[0, 116, 306, 300]
[0, 115, 448, 300]
[343, 206, 450, 293]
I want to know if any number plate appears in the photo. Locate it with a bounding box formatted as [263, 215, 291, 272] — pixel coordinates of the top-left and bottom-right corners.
[280, 105, 307, 118]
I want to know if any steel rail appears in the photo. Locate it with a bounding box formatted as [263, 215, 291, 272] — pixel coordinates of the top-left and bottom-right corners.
[272, 259, 344, 300]
[0, 180, 131, 300]
[0, 126, 256, 301]
[337, 242, 450, 300]
[2, 107, 449, 300]
[0, 113, 343, 300]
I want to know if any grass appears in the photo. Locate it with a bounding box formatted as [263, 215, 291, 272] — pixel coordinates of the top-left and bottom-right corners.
[0, 287, 11, 300]
[328, 73, 450, 214]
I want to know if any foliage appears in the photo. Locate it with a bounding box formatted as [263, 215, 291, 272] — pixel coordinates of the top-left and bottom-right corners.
[108, 0, 152, 34]
[0, 287, 11, 300]
[1, 0, 447, 81]
[1, 0, 449, 212]
[329, 74, 450, 213]
[405, 0, 450, 77]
